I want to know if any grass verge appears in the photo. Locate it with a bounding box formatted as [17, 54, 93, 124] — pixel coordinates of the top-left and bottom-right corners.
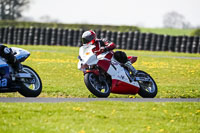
[0, 102, 199, 133]
[140, 28, 193, 36]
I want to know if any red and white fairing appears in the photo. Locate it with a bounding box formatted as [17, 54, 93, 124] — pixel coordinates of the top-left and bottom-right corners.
[78, 44, 140, 95]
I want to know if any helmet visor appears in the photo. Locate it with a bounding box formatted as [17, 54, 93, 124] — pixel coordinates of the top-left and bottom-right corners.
[82, 38, 90, 44]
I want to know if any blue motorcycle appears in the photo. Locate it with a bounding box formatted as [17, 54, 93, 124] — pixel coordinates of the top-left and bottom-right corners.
[0, 47, 42, 97]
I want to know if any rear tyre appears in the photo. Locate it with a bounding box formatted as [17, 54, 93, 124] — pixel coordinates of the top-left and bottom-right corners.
[137, 70, 157, 98]
[84, 73, 110, 98]
[17, 65, 42, 97]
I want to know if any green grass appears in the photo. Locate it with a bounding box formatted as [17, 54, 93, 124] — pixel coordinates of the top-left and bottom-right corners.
[0, 102, 199, 133]
[0, 45, 199, 133]
[0, 45, 200, 98]
[1, 20, 196, 36]
[140, 28, 194, 36]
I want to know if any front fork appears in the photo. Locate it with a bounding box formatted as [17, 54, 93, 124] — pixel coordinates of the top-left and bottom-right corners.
[84, 69, 111, 87]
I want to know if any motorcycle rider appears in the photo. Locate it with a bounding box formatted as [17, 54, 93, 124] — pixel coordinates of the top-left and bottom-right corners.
[81, 30, 137, 75]
[0, 44, 21, 71]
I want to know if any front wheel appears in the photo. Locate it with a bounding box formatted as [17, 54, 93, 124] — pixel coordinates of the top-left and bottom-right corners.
[17, 65, 42, 97]
[84, 73, 110, 98]
[137, 70, 157, 98]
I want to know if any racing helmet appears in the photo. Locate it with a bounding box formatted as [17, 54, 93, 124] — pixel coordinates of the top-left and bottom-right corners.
[81, 30, 96, 45]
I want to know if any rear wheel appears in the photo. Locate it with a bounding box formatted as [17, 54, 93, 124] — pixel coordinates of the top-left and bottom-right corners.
[137, 70, 157, 98]
[84, 73, 110, 98]
[17, 65, 42, 97]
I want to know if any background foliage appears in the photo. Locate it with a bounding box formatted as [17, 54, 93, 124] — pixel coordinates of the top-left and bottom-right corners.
[0, 20, 139, 32]
[0, 0, 29, 20]
[191, 28, 200, 36]
[0, 20, 198, 36]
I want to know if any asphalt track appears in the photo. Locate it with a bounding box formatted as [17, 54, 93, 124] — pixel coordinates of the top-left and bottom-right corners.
[0, 98, 199, 103]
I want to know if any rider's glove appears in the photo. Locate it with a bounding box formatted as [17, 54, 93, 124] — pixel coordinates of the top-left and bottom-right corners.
[100, 47, 109, 52]
[104, 47, 109, 52]
[3, 47, 11, 54]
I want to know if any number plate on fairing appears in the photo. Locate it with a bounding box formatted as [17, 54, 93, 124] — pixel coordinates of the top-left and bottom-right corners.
[0, 78, 8, 87]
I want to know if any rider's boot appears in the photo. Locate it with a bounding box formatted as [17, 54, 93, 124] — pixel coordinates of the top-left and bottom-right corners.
[124, 61, 137, 76]
[1, 47, 22, 72]
[7, 52, 22, 72]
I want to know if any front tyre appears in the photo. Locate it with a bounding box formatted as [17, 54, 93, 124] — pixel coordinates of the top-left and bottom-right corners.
[18, 65, 42, 97]
[84, 73, 110, 98]
[137, 70, 157, 98]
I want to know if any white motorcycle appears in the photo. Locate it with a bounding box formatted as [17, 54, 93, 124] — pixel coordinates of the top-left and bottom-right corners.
[78, 44, 157, 98]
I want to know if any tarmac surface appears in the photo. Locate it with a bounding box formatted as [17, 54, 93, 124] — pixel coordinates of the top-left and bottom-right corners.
[0, 97, 199, 103]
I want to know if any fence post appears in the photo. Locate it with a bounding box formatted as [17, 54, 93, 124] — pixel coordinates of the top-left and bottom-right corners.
[156, 35, 163, 51]
[116, 31, 122, 49]
[28, 27, 35, 45]
[175, 36, 181, 52]
[7, 27, 14, 44]
[13, 28, 18, 44]
[67, 29, 74, 46]
[95, 30, 101, 39]
[18, 28, 24, 45]
[180, 36, 187, 53]
[126, 31, 134, 50]
[2, 27, 8, 44]
[50, 28, 58, 45]
[78, 29, 84, 47]
[106, 30, 112, 41]
[100, 30, 106, 39]
[72, 29, 77, 46]
[121, 32, 128, 49]
[186, 36, 194, 53]
[191, 36, 199, 53]
[168, 36, 176, 52]
[22, 28, 29, 45]
[161, 35, 169, 51]
[44, 28, 52, 45]
[0, 28, 3, 43]
[111, 31, 117, 45]
[61, 29, 68, 46]
[56, 28, 63, 46]
[72, 29, 79, 46]
[144, 33, 152, 50]
[150, 34, 157, 51]
[39, 28, 45, 45]
[138, 33, 146, 50]
[132, 31, 139, 50]
[33, 28, 40, 45]
[198, 36, 200, 53]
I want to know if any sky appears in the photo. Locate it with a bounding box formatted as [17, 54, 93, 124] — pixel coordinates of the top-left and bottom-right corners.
[22, 0, 200, 28]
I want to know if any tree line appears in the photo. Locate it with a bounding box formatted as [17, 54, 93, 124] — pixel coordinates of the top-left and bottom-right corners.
[0, 0, 29, 20]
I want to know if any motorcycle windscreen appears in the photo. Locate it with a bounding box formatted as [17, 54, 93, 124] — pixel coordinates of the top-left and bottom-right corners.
[11, 47, 30, 62]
